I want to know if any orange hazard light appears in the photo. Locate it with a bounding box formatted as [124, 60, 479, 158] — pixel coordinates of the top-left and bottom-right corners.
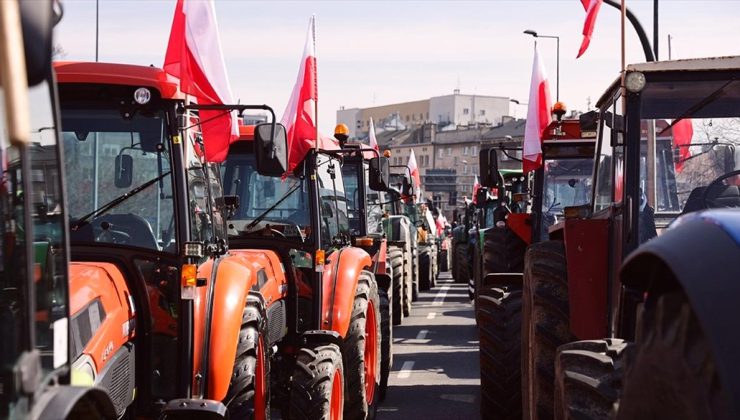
[181, 264, 197, 287]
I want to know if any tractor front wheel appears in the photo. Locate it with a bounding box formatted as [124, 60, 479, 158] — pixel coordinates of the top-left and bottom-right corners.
[522, 240, 570, 420]
[419, 248, 432, 291]
[378, 286, 392, 401]
[454, 243, 469, 285]
[289, 344, 344, 420]
[389, 247, 404, 325]
[616, 290, 731, 419]
[343, 271, 381, 420]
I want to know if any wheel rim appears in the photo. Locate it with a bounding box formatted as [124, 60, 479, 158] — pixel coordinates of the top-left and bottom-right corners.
[364, 301, 378, 405]
[254, 335, 267, 419]
[331, 368, 344, 420]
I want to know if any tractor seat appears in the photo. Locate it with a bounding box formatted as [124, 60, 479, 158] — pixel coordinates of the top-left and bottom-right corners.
[96, 213, 159, 250]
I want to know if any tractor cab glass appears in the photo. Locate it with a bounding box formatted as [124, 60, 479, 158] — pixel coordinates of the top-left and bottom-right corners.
[61, 94, 176, 253]
[541, 158, 593, 227]
[0, 77, 69, 401]
[221, 145, 311, 243]
[316, 153, 350, 249]
[341, 161, 364, 236]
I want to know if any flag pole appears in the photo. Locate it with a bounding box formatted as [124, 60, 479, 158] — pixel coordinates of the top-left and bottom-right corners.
[313, 15, 319, 152]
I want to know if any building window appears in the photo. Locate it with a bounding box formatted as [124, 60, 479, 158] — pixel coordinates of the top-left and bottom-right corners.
[480, 110, 486, 116]
[422, 147, 427, 152]
[463, 146, 469, 156]
[454, 157, 458, 165]
[472, 145, 477, 156]
[438, 149, 444, 158]
[463, 165, 468, 174]
[447, 148, 452, 156]
[463, 108, 470, 115]
[405, 115, 410, 122]
[473, 166, 478, 175]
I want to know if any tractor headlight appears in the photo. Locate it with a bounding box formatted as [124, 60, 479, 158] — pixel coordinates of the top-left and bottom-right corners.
[625, 72, 646, 93]
[134, 87, 152, 104]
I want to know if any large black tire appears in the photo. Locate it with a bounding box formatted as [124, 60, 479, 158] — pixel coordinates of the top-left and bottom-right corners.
[484, 226, 527, 275]
[389, 247, 404, 325]
[616, 290, 732, 420]
[289, 344, 344, 420]
[411, 251, 419, 303]
[224, 298, 270, 419]
[439, 248, 449, 272]
[342, 271, 381, 420]
[378, 287, 392, 402]
[522, 240, 571, 420]
[454, 243, 469, 284]
[419, 249, 432, 291]
[478, 282, 523, 420]
[554, 339, 630, 420]
[403, 251, 413, 316]
[472, 237, 482, 303]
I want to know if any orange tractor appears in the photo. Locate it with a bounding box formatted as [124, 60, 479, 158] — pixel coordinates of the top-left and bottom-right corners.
[55, 62, 285, 418]
[221, 123, 383, 418]
[0, 1, 117, 418]
[476, 116, 596, 418]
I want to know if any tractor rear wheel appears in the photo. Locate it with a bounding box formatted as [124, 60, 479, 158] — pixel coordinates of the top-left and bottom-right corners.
[454, 242, 469, 284]
[403, 251, 413, 316]
[289, 344, 344, 420]
[224, 299, 270, 419]
[522, 240, 570, 420]
[389, 247, 404, 325]
[554, 339, 630, 420]
[484, 226, 526, 275]
[419, 249, 432, 291]
[378, 286, 392, 402]
[342, 271, 381, 420]
[478, 283, 523, 420]
[616, 290, 731, 420]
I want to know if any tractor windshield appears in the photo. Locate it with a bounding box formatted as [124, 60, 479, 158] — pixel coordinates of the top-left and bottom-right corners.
[61, 102, 176, 253]
[222, 150, 311, 243]
[542, 158, 593, 217]
[639, 79, 740, 217]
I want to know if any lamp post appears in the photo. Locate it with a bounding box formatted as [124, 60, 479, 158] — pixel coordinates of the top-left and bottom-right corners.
[523, 29, 559, 102]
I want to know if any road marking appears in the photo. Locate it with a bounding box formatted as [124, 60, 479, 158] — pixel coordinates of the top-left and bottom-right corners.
[427, 312, 437, 319]
[433, 286, 450, 306]
[416, 329, 428, 340]
[397, 361, 415, 379]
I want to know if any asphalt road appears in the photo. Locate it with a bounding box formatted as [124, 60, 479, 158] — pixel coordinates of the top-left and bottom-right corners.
[378, 271, 480, 419]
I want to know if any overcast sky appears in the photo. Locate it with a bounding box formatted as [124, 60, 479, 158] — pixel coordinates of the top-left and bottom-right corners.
[55, 0, 740, 134]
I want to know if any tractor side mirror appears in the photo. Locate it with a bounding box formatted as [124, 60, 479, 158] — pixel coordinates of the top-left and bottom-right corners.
[20, 0, 55, 86]
[475, 188, 488, 208]
[254, 122, 288, 176]
[114, 154, 133, 188]
[216, 195, 240, 219]
[479, 148, 500, 188]
[368, 156, 390, 191]
[402, 175, 413, 197]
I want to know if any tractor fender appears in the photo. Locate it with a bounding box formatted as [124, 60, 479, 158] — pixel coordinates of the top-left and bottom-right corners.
[201, 254, 261, 402]
[229, 249, 289, 306]
[620, 211, 740, 415]
[68, 263, 135, 375]
[33, 386, 117, 420]
[322, 247, 372, 337]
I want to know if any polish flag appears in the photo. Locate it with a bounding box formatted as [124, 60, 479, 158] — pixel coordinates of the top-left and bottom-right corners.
[577, 0, 603, 58]
[472, 175, 481, 204]
[523, 46, 552, 173]
[281, 16, 318, 172]
[368, 117, 379, 152]
[672, 119, 694, 172]
[407, 150, 422, 200]
[164, 0, 238, 162]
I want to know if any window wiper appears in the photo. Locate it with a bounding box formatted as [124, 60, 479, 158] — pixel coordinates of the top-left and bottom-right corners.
[659, 79, 737, 136]
[243, 182, 301, 232]
[71, 171, 172, 230]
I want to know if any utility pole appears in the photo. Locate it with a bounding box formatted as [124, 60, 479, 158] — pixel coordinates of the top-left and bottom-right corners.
[668, 34, 673, 60]
[95, 0, 99, 62]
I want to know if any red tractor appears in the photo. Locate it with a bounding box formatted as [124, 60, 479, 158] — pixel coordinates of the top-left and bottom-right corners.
[221, 124, 383, 418]
[0, 1, 117, 418]
[476, 117, 596, 418]
[518, 56, 740, 419]
[56, 62, 284, 418]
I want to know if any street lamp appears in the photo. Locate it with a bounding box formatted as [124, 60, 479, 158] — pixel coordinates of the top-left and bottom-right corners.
[523, 29, 560, 102]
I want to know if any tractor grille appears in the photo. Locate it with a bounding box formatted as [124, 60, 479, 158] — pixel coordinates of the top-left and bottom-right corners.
[267, 300, 286, 345]
[99, 343, 135, 418]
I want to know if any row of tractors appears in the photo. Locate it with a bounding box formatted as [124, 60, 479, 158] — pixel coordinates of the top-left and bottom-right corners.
[464, 53, 740, 418]
[1, 1, 446, 419]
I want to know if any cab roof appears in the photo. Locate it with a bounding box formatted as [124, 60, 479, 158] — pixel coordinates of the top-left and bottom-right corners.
[54, 61, 185, 100]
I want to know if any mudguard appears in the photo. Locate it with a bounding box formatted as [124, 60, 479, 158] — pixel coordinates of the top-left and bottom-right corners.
[33, 386, 117, 420]
[385, 215, 410, 244]
[321, 247, 372, 338]
[620, 211, 740, 417]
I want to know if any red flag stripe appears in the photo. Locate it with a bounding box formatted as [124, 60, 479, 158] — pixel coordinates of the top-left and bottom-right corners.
[577, 0, 603, 58]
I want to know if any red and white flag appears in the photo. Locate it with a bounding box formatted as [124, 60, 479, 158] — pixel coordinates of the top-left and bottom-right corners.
[164, 0, 238, 162]
[472, 175, 481, 204]
[577, 0, 603, 58]
[368, 117, 379, 152]
[407, 150, 422, 200]
[523, 46, 552, 173]
[281, 16, 318, 172]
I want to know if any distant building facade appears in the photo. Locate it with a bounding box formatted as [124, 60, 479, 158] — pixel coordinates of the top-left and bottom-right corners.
[337, 90, 511, 140]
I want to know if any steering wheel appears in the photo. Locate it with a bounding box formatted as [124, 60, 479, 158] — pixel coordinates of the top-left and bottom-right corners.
[701, 169, 740, 209]
[270, 228, 287, 239]
[96, 221, 131, 244]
